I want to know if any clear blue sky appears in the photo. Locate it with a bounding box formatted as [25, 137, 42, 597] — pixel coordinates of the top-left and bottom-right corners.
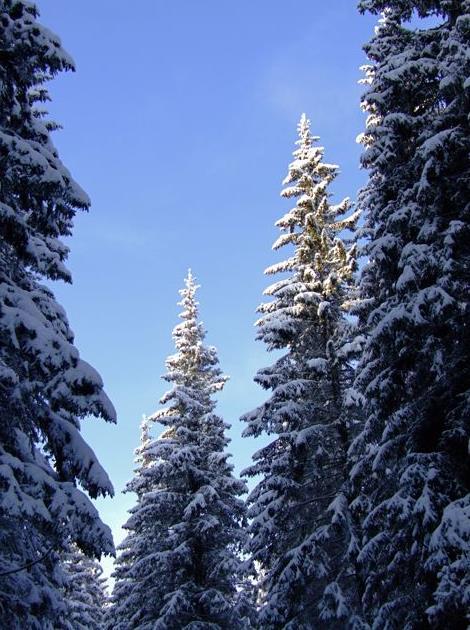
[36, 0, 377, 576]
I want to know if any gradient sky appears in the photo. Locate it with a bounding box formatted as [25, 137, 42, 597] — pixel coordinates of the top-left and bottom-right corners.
[36, 0, 377, 579]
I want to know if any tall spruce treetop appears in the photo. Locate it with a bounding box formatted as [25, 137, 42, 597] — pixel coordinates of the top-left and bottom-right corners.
[350, 2, 470, 627]
[0, 1, 115, 626]
[111, 272, 249, 629]
[242, 115, 358, 628]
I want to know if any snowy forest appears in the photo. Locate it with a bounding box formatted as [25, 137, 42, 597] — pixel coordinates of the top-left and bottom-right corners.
[0, 0, 469, 628]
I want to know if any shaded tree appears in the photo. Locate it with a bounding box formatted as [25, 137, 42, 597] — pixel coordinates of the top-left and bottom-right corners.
[0, 1, 115, 625]
[61, 544, 108, 630]
[349, 2, 470, 626]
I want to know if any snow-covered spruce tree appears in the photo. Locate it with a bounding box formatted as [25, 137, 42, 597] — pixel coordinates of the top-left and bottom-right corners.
[111, 272, 249, 629]
[0, 1, 116, 626]
[349, 2, 470, 627]
[108, 416, 157, 629]
[60, 544, 108, 630]
[242, 114, 359, 628]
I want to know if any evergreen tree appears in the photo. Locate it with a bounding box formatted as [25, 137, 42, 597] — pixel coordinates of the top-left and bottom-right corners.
[61, 544, 108, 630]
[0, 1, 116, 626]
[108, 416, 157, 629]
[111, 272, 249, 629]
[242, 115, 358, 628]
[350, 2, 470, 626]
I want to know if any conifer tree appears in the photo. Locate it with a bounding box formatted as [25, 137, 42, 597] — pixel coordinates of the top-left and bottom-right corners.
[0, 2, 115, 625]
[108, 416, 157, 629]
[350, 2, 470, 626]
[61, 544, 108, 630]
[242, 115, 359, 628]
[111, 272, 249, 629]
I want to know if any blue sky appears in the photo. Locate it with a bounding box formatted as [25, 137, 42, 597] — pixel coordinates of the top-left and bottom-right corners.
[36, 0, 377, 576]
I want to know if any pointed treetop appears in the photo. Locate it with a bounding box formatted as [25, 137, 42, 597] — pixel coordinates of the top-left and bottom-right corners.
[282, 113, 324, 192]
[185, 268, 196, 291]
[295, 112, 322, 155]
[297, 113, 312, 149]
[164, 271, 229, 392]
[178, 269, 201, 324]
